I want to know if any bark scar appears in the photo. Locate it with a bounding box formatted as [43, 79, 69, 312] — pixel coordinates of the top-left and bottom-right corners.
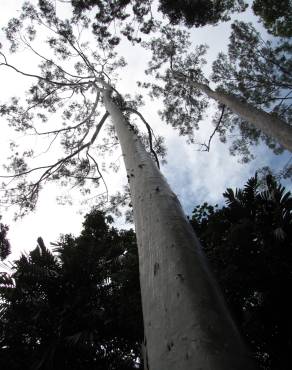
[167, 341, 174, 351]
[154, 262, 160, 276]
[176, 273, 185, 282]
[142, 336, 150, 370]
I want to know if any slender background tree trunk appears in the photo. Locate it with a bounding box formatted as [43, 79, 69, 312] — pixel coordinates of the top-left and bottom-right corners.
[103, 89, 256, 370]
[188, 79, 292, 152]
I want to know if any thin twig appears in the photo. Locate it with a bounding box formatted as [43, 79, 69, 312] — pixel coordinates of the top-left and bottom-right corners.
[20, 34, 93, 81]
[0, 52, 91, 87]
[33, 89, 100, 136]
[87, 152, 109, 202]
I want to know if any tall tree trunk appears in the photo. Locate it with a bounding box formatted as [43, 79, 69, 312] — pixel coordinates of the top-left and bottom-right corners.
[103, 89, 255, 370]
[185, 77, 292, 152]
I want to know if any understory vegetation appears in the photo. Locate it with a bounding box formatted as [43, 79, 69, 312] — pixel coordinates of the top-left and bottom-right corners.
[1, 174, 291, 370]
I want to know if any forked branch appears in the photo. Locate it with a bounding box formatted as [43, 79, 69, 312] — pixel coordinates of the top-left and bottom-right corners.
[0, 112, 110, 208]
[201, 105, 226, 152]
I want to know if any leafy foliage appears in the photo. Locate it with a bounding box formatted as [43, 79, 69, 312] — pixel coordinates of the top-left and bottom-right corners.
[0, 216, 10, 260]
[158, 0, 248, 27]
[71, 0, 157, 43]
[142, 26, 210, 142]
[0, 211, 143, 370]
[71, 0, 292, 38]
[1, 174, 292, 369]
[71, 0, 248, 34]
[191, 174, 292, 369]
[212, 21, 292, 160]
[252, 0, 292, 37]
[144, 20, 291, 163]
[0, 0, 165, 216]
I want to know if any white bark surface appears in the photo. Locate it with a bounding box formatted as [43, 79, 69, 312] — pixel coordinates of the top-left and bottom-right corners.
[103, 89, 256, 370]
[191, 80, 292, 152]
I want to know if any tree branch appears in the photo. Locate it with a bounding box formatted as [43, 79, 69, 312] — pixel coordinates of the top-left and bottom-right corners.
[201, 105, 226, 152]
[33, 89, 101, 136]
[87, 152, 108, 202]
[20, 34, 93, 81]
[0, 51, 93, 87]
[124, 107, 160, 168]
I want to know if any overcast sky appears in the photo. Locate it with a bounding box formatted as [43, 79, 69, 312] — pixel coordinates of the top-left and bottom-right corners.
[0, 0, 290, 262]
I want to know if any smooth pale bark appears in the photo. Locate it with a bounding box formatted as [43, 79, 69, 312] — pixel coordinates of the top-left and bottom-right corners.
[184, 77, 292, 152]
[103, 89, 255, 370]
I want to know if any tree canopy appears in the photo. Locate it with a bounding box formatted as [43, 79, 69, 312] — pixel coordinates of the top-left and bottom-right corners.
[0, 0, 166, 216]
[143, 22, 292, 163]
[212, 21, 292, 160]
[68, 0, 292, 166]
[252, 0, 292, 37]
[0, 0, 290, 217]
[0, 210, 143, 370]
[0, 1, 291, 369]
[70, 0, 292, 38]
[158, 0, 248, 27]
[191, 174, 292, 369]
[70, 0, 248, 35]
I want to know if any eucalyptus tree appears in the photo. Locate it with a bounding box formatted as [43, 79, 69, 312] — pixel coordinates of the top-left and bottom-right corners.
[0, 2, 255, 369]
[144, 24, 292, 161]
[212, 21, 292, 160]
